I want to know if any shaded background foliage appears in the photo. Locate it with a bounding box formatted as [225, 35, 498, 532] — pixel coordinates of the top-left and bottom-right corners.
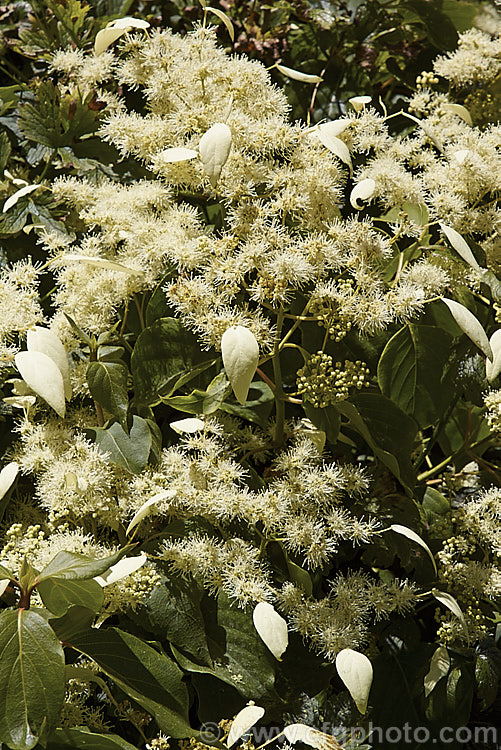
[0, 2, 500, 750]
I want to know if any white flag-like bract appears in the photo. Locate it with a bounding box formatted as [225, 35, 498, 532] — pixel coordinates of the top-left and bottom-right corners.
[27, 326, 72, 401]
[390, 524, 437, 575]
[335, 648, 373, 714]
[252, 602, 288, 660]
[110, 16, 150, 29]
[316, 120, 350, 138]
[316, 127, 352, 173]
[452, 149, 471, 164]
[350, 178, 376, 209]
[94, 554, 147, 586]
[442, 298, 493, 360]
[432, 589, 468, 639]
[126, 489, 177, 535]
[275, 64, 323, 83]
[3, 169, 28, 187]
[348, 95, 372, 112]
[486, 330, 501, 382]
[440, 224, 481, 272]
[199, 123, 232, 187]
[94, 17, 150, 55]
[0, 462, 19, 501]
[50, 254, 142, 275]
[205, 7, 235, 41]
[94, 27, 124, 55]
[424, 646, 450, 697]
[221, 326, 259, 405]
[170, 418, 205, 434]
[15, 351, 66, 418]
[157, 147, 198, 163]
[2, 184, 41, 213]
[443, 103, 472, 126]
[226, 705, 265, 747]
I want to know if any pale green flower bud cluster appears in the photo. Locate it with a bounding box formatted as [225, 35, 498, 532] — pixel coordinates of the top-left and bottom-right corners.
[415, 70, 439, 90]
[309, 280, 354, 342]
[2, 523, 45, 571]
[296, 352, 369, 408]
[464, 89, 500, 127]
[433, 490, 501, 644]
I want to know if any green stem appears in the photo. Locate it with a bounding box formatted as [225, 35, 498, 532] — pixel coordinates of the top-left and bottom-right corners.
[36, 153, 54, 183]
[279, 299, 312, 350]
[282, 342, 309, 359]
[256, 367, 276, 391]
[414, 393, 460, 472]
[273, 307, 285, 445]
[133, 294, 145, 331]
[417, 454, 453, 482]
[89, 346, 105, 427]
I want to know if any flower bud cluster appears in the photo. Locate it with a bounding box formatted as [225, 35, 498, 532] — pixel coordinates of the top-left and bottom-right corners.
[2, 523, 45, 564]
[297, 352, 369, 408]
[309, 281, 354, 342]
[416, 70, 439, 89]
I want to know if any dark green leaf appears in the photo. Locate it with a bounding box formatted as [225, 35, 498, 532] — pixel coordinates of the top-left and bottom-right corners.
[442, 0, 479, 31]
[219, 382, 275, 426]
[475, 651, 500, 710]
[145, 274, 173, 325]
[44, 0, 90, 40]
[303, 402, 340, 443]
[49, 606, 95, 643]
[38, 547, 130, 582]
[438, 403, 491, 471]
[91, 415, 152, 473]
[0, 87, 21, 116]
[377, 324, 454, 428]
[383, 242, 422, 283]
[131, 318, 205, 405]
[63, 314, 92, 346]
[72, 138, 120, 165]
[165, 358, 219, 397]
[48, 727, 139, 750]
[338, 394, 417, 492]
[97, 346, 125, 363]
[19, 82, 99, 148]
[0, 610, 65, 750]
[403, 0, 458, 49]
[164, 373, 230, 415]
[87, 361, 129, 430]
[285, 558, 313, 597]
[422, 487, 450, 522]
[141, 578, 212, 666]
[445, 665, 474, 722]
[371, 642, 429, 732]
[28, 201, 68, 236]
[0, 200, 29, 235]
[0, 131, 11, 172]
[276, 632, 334, 699]
[175, 593, 277, 700]
[70, 627, 194, 738]
[38, 577, 104, 616]
[0, 563, 14, 580]
[423, 300, 463, 338]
